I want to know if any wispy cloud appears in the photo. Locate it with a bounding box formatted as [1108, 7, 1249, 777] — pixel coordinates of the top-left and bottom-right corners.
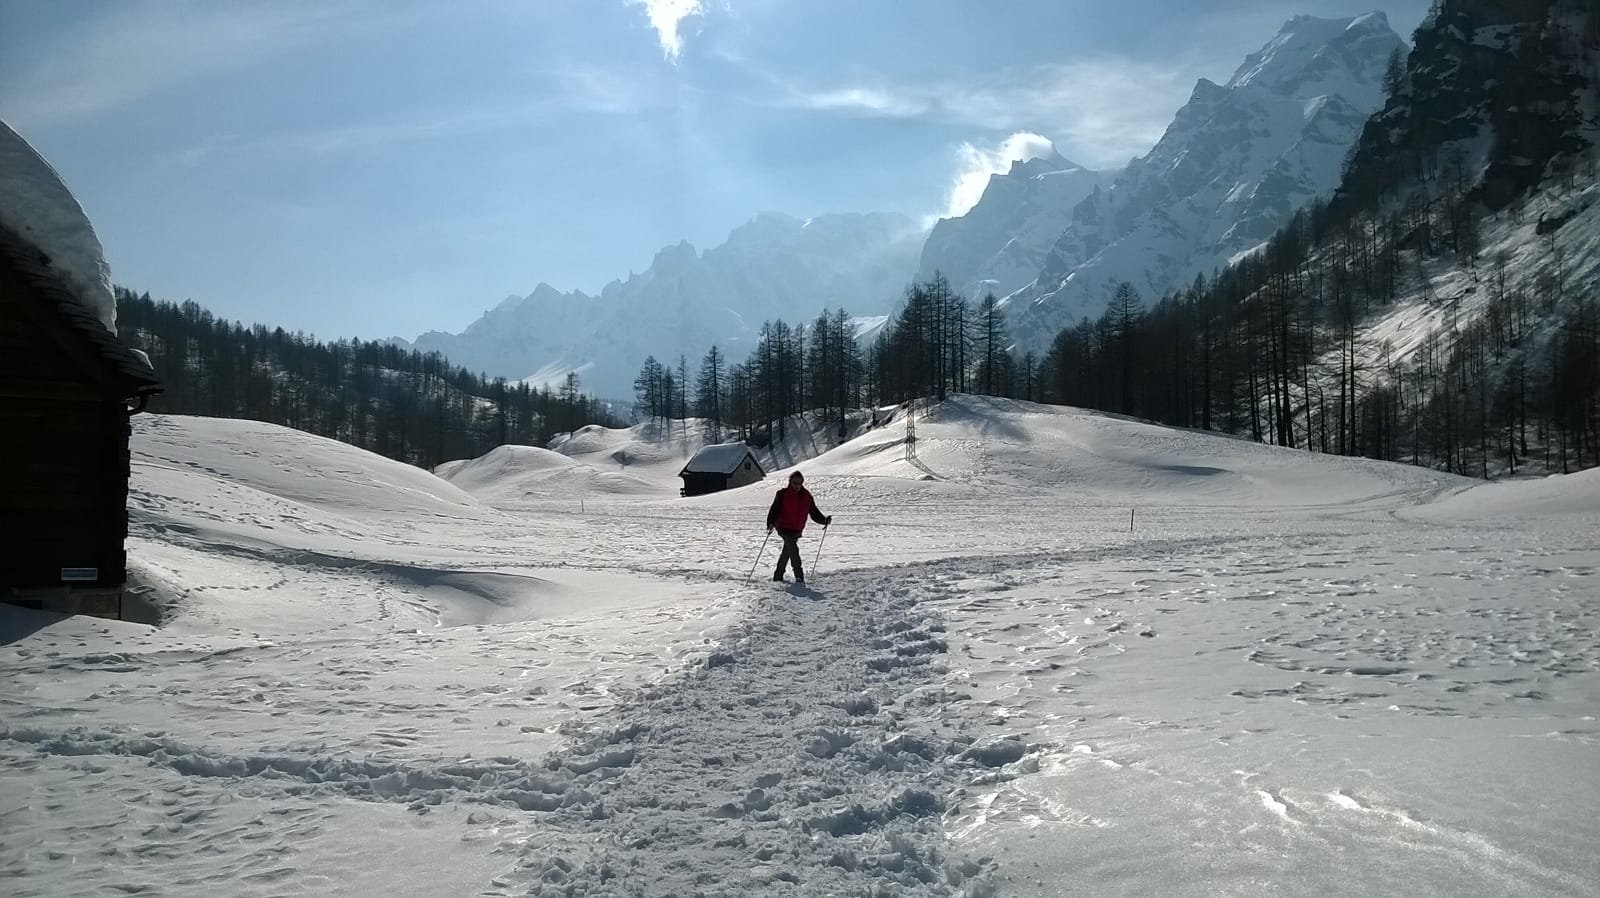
[628, 0, 705, 62]
[179, 103, 540, 166]
[0, 1, 350, 127]
[799, 87, 930, 118]
[554, 66, 671, 115]
[775, 58, 1195, 169]
[176, 65, 664, 167]
[943, 132, 1056, 220]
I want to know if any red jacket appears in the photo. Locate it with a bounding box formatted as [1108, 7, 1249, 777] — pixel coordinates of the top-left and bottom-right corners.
[767, 485, 827, 533]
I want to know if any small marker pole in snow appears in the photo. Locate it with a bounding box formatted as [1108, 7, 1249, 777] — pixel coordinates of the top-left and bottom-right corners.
[1130, 508, 1135, 533]
[745, 531, 773, 584]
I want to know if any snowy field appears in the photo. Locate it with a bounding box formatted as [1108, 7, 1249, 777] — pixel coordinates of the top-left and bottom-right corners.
[2, 396, 1596, 897]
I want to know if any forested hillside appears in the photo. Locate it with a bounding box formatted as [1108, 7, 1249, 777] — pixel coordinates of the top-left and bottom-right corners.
[629, 1, 1600, 479]
[117, 290, 619, 469]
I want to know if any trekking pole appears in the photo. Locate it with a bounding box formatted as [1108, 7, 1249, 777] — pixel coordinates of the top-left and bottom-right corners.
[745, 530, 773, 583]
[812, 523, 829, 574]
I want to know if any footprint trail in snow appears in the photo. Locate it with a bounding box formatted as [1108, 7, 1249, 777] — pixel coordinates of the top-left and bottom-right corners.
[488, 568, 1010, 897]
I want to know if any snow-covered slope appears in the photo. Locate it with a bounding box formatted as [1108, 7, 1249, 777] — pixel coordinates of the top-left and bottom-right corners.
[1008, 13, 1403, 343]
[1327, 181, 1600, 427]
[135, 414, 483, 520]
[0, 118, 117, 331]
[404, 212, 926, 397]
[438, 412, 875, 508]
[4, 398, 1596, 897]
[918, 150, 1111, 300]
[1412, 466, 1600, 520]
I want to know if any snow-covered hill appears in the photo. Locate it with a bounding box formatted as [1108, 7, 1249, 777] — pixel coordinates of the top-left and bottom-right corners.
[918, 150, 1112, 300]
[1007, 13, 1404, 343]
[4, 398, 1597, 896]
[437, 411, 886, 508]
[402, 212, 926, 397]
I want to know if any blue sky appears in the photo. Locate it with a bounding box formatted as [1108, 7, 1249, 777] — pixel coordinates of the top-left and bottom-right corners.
[0, 0, 1428, 340]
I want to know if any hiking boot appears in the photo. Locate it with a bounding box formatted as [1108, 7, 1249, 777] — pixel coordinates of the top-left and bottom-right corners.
[772, 574, 785, 582]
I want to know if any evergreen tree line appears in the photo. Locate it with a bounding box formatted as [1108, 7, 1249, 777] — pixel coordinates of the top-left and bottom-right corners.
[634, 175, 1598, 477]
[634, 308, 865, 447]
[116, 289, 620, 469]
[1036, 197, 1598, 476]
[635, 277, 1037, 448]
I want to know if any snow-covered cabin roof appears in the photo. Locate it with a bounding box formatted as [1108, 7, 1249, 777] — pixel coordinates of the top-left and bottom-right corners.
[0, 119, 117, 333]
[680, 443, 763, 476]
[0, 223, 161, 395]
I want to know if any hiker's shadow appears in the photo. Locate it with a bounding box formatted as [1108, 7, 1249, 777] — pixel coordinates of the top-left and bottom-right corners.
[785, 583, 824, 600]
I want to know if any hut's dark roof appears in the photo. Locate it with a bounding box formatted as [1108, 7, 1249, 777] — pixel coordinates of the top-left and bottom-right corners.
[0, 223, 161, 394]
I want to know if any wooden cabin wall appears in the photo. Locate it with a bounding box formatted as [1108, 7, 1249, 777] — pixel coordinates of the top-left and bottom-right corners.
[0, 397, 129, 591]
[726, 462, 763, 490]
[1, 287, 133, 616]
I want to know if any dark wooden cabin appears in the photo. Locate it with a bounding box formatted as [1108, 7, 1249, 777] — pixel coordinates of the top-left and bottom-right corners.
[0, 224, 162, 619]
[679, 444, 765, 497]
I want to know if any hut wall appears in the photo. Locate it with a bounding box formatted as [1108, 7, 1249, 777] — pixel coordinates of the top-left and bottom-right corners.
[726, 458, 763, 490]
[0, 396, 129, 616]
[0, 289, 130, 618]
[680, 472, 726, 497]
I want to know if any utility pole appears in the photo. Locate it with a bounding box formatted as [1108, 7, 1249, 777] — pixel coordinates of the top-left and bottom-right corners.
[905, 399, 918, 461]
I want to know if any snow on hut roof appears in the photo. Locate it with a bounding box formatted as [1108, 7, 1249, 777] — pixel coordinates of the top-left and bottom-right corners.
[0, 224, 160, 393]
[0, 119, 117, 333]
[681, 443, 762, 476]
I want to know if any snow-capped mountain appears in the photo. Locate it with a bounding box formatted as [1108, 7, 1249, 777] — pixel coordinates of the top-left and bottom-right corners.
[1007, 12, 1405, 345]
[402, 212, 925, 397]
[917, 150, 1111, 300]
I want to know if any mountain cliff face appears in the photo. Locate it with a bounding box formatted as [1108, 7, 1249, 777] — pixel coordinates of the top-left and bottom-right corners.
[1007, 12, 1405, 347]
[917, 152, 1111, 300]
[403, 212, 925, 397]
[1336, 0, 1596, 213]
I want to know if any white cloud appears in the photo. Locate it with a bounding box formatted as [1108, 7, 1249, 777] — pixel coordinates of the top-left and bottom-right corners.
[799, 86, 930, 118]
[943, 132, 1056, 220]
[629, 0, 705, 62]
[779, 58, 1194, 169]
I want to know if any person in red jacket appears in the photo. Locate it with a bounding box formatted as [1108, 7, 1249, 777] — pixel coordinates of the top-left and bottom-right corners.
[766, 470, 831, 583]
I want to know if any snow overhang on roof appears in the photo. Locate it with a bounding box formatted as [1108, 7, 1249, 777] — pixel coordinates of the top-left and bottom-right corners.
[0, 119, 118, 334]
[681, 443, 762, 476]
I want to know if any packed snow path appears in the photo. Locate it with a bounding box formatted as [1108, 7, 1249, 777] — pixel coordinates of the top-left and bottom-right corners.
[491, 565, 1006, 898]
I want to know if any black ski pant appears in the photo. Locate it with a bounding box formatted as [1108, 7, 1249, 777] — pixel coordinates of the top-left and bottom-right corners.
[773, 529, 804, 581]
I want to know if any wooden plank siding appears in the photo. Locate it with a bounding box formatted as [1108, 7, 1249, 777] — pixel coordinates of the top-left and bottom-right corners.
[1, 224, 158, 618]
[0, 398, 131, 590]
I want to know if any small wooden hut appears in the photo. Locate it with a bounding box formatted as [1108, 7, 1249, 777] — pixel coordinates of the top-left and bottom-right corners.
[679, 443, 765, 496]
[0, 224, 162, 618]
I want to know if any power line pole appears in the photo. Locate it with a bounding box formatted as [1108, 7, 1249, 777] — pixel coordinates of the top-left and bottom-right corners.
[905, 399, 918, 461]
